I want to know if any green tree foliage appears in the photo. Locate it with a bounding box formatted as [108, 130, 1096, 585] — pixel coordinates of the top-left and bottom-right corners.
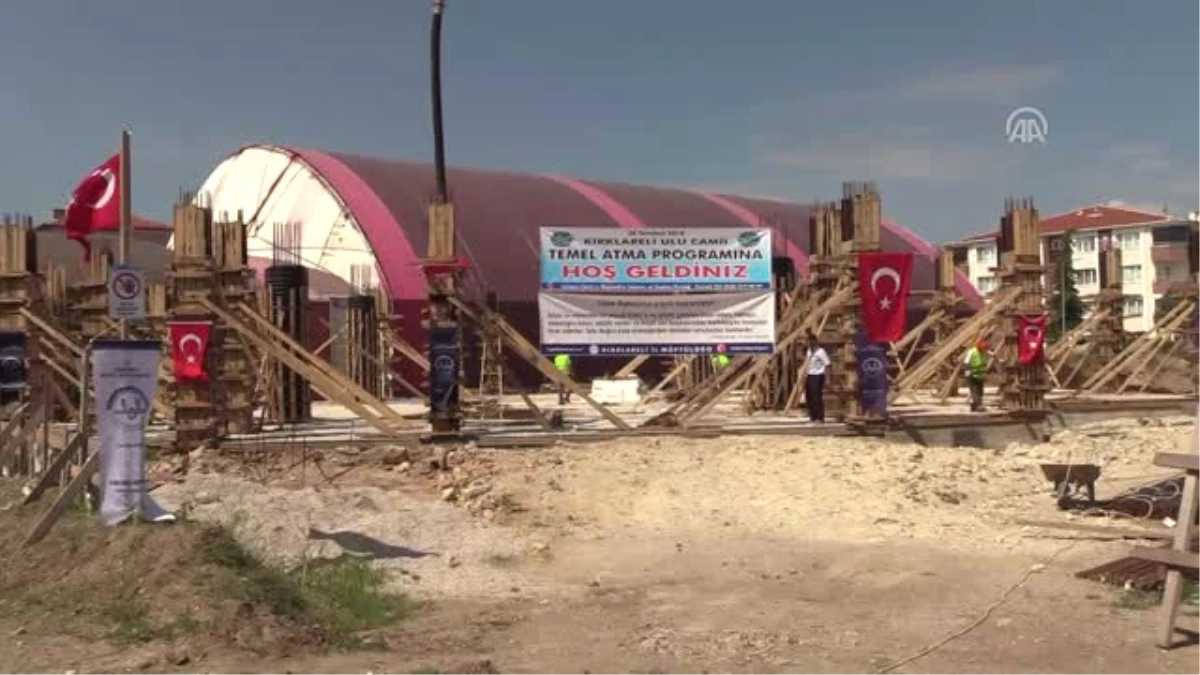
[1155, 292, 1187, 323]
[1047, 233, 1086, 341]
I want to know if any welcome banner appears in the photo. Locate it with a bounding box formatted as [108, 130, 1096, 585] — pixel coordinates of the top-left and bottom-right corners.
[92, 340, 174, 526]
[539, 227, 773, 292]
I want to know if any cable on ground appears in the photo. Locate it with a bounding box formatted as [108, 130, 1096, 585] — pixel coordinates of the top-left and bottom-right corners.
[874, 541, 1078, 674]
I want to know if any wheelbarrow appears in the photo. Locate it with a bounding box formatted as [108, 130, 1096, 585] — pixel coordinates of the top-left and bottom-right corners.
[1039, 463, 1101, 506]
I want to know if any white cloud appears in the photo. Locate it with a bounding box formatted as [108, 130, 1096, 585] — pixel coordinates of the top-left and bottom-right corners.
[1103, 141, 1173, 173]
[682, 180, 796, 202]
[1086, 141, 1199, 212]
[813, 64, 1064, 110]
[898, 64, 1064, 105]
[758, 130, 995, 183]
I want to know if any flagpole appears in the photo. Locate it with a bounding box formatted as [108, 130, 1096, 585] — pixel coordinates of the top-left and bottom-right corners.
[118, 130, 131, 340]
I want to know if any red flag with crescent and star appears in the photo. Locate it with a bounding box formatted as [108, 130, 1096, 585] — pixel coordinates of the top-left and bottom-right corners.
[857, 251, 914, 343]
[1017, 313, 1048, 365]
[168, 321, 212, 383]
[62, 153, 121, 260]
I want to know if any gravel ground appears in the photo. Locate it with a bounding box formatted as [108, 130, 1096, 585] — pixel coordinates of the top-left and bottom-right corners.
[483, 415, 1197, 551]
[155, 414, 1197, 600]
[154, 474, 573, 601]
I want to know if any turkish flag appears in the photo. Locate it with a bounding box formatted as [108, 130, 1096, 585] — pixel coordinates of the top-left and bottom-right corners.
[63, 153, 121, 260]
[1017, 314, 1048, 365]
[858, 252, 914, 342]
[169, 321, 212, 382]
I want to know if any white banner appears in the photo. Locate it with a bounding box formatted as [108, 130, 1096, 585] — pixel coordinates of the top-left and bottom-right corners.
[538, 291, 775, 356]
[539, 227, 773, 292]
[93, 340, 174, 526]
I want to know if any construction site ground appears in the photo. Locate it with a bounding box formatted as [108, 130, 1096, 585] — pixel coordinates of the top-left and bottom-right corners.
[0, 405, 1196, 673]
[196, 389, 1198, 451]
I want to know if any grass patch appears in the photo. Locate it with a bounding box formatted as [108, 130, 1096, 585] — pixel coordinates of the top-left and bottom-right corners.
[0, 516, 412, 652]
[1111, 580, 1200, 613]
[1113, 588, 1162, 611]
[196, 526, 413, 646]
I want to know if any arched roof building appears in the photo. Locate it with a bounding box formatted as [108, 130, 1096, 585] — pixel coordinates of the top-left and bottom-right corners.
[196, 144, 981, 309]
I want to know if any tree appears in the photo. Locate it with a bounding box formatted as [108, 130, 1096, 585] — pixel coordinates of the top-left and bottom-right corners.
[1047, 232, 1085, 341]
[1155, 291, 1187, 324]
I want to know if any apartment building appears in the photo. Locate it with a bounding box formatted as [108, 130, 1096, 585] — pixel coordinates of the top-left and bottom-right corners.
[949, 203, 1198, 332]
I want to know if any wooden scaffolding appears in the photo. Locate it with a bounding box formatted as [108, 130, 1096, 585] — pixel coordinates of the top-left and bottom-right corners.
[996, 198, 1048, 412]
[0, 218, 50, 476]
[893, 198, 1048, 412]
[1048, 246, 1126, 388]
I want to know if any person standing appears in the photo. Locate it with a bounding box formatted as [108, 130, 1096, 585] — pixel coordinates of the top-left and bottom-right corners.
[805, 335, 831, 423]
[962, 338, 990, 412]
[710, 346, 731, 373]
[553, 353, 573, 404]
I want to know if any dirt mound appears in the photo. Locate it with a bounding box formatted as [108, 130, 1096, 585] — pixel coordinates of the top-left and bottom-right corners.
[0, 494, 409, 668]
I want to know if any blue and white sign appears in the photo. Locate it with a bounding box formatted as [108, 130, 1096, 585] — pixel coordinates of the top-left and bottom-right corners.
[539, 227, 773, 292]
[107, 264, 146, 320]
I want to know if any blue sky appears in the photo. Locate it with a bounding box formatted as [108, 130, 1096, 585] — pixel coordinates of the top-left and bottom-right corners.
[1, 0, 1196, 242]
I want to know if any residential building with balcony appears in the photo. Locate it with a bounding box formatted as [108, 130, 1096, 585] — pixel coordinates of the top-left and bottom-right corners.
[946, 203, 1198, 332]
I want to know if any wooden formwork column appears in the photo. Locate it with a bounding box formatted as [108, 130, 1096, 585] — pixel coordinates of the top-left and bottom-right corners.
[1092, 247, 1126, 364]
[806, 201, 841, 415]
[146, 283, 173, 416]
[168, 203, 219, 451]
[808, 202, 841, 295]
[265, 264, 312, 423]
[75, 252, 112, 342]
[0, 218, 47, 473]
[212, 215, 256, 433]
[478, 292, 503, 398]
[997, 198, 1048, 412]
[931, 249, 962, 394]
[42, 264, 69, 328]
[372, 285, 393, 399]
[475, 291, 504, 419]
[827, 182, 881, 421]
[347, 293, 382, 398]
[749, 257, 801, 411]
[675, 355, 712, 397]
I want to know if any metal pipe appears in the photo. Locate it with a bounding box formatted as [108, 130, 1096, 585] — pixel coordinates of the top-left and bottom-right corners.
[77, 344, 91, 509]
[431, 0, 449, 202]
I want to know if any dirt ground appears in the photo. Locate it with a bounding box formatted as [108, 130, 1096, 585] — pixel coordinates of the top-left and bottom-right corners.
[0, 414, 1196, 673]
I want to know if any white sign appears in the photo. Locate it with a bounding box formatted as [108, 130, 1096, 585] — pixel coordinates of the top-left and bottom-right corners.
[538, 291, 775, 356]
[107, 265, 146, 320]
[1006, 106, 1048, 144]
[92, 340, 174, 526]
[590, 378, 641, 405]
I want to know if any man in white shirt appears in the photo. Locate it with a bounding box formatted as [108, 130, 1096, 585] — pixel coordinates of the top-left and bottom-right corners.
[805, 334, 831, 423]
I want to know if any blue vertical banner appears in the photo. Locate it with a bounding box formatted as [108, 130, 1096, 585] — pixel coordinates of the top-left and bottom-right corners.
[855, 335, 890, 416]
[0, 331, 27, 392]
[429, 326, 460, 414]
